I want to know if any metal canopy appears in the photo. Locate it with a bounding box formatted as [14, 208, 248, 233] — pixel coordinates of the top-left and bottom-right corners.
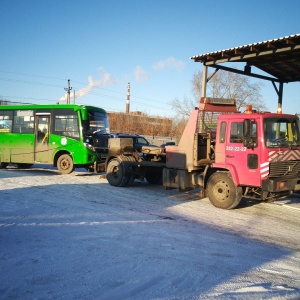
[191, 34, 300, 83]
[190, 34, 300, 109]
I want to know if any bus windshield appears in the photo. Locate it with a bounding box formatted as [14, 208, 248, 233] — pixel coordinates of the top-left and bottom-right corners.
[264, 117, 300, 148]
[86, 110, 110, 134]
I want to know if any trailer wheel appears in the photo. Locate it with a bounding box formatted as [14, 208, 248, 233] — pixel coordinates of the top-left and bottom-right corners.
[57, 154, 74, 174]
[207, 171, 242, 209]
[106, 158, 130, 187]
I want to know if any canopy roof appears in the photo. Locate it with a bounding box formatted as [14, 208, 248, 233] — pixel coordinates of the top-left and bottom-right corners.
[191, 34, 300, 83]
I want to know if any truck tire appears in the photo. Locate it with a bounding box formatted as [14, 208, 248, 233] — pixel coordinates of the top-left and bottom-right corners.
[122, 156, 137, 187]
[206, 171, 242, 209]
[106, 158, 130, 187]
[57, 154, 74, 174]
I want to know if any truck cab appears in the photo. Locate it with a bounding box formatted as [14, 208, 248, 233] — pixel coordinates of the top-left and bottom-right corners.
[216, 109, 300, 191]
[163, 99, 300, 209]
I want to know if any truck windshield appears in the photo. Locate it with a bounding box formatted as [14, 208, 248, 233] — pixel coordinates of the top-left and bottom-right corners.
[264, 117, 300, 148]
[86, 110, 110, 134]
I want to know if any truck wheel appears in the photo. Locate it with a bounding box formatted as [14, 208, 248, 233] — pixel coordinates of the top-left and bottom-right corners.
[57, 154, 74, 174]
[126, 175, 135, 186]
[106, 158, 130, 187]
[207, 171, 242, 209]
[122, 156, 137, 187]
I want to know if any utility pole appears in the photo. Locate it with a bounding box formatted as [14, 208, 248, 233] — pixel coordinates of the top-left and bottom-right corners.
[64, 79, 72, 104]
[126, 82, 130, 114]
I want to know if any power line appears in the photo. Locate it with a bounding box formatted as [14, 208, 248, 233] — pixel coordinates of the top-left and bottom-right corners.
[72, 79, 166, 105]
[0, 76, 166, 107]
[0, 70, 67, 81]
[0, 77, 64, 89]
[0, 95, 60, 103]
[0, 73, 166, 105]
[0, 71, 172, 112]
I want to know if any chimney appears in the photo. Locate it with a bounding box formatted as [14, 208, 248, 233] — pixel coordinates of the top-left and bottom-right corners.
[126, 82, 130, 114]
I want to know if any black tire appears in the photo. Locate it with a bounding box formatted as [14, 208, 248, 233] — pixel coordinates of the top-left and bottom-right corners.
[106, 158, 130, 187]
[0, 162, 8, 169]
[125, 175, 135, 186]
[122, 156, 137, 187]
[206, 171, 242, 209]
[57, 154, 74, 174]
[145, 170, 162, 184]
[16, 163, 33, 169]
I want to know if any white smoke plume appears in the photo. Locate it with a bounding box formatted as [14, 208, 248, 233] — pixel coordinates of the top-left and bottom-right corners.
[58, 71, 116, 103]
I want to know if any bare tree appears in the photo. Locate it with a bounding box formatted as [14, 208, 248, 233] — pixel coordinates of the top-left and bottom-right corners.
[172, 69, 266, 119]
[192, 69, 266, 112]
[170, 95, 196, 118]
[171, 115, 188, 142]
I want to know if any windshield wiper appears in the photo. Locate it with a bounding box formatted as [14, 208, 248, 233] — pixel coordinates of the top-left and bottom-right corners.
[92, 129, 106, 134]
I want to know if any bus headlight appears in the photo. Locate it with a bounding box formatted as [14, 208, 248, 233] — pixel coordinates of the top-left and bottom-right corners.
[84, 143, 96, 152]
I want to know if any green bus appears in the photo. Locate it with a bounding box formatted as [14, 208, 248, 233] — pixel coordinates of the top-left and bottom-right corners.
[0, 104, 110, 174]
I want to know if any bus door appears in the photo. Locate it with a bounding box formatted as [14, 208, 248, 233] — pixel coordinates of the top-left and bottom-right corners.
[35, 114, 50, 163]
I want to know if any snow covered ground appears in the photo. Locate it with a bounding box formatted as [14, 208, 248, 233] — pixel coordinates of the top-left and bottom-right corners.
[1, 165, 300, 299]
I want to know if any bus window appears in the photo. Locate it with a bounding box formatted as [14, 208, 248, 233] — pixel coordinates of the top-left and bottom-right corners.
[13, 110, 34, 133]
[36, 116, 49, 143]
[37, 116, 49, 141]
[0, 110, 13, 133]
[54, 114, 79, 138]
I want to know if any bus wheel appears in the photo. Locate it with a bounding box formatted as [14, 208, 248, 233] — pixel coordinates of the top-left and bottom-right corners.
[0, 162, 8, 169]
[16, 163, 33, 169]
[57, 154, 74, 174]
[106, 158, 129, 187]
[206, 171, 242, 209]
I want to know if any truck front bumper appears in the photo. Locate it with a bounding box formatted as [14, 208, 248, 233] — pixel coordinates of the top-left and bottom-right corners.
[262, 177, 298, 192]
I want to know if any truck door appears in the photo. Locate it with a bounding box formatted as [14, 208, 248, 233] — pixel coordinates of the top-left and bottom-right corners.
[225, 119, 261, 186]
[35, 114, 50, 163]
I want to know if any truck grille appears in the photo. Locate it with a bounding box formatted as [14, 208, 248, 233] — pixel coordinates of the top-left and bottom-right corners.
[269, 160, 300, 178]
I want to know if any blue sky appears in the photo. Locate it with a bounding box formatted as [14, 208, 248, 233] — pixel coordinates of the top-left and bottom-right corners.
[0, 0, 299, 117]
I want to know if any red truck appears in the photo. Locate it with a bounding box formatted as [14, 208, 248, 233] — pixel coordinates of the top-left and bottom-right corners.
[105, 97, 300, 209]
